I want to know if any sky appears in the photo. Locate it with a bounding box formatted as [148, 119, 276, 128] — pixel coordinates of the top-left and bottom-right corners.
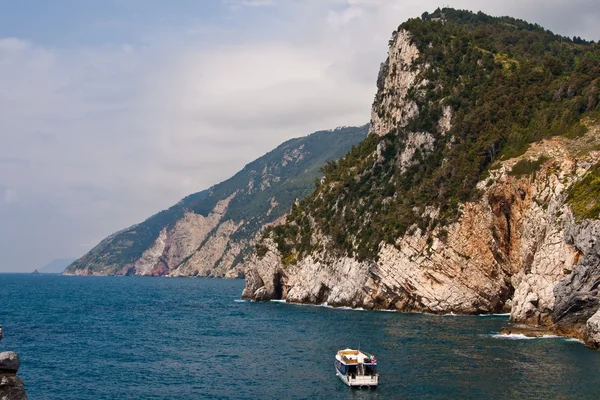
[1, 0, 599, 272]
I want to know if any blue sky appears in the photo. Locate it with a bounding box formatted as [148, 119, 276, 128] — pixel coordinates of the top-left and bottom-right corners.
[1, 1, 226, 45]
[1, 0, 599, 272]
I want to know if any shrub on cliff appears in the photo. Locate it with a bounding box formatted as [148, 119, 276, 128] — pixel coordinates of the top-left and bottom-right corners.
[568, 162, 600, 221]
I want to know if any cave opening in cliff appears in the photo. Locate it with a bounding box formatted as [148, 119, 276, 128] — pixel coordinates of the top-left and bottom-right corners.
[273, 271, 284, 300]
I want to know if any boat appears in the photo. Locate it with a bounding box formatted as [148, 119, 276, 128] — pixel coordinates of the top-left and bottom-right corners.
[335, 348, 378, 388]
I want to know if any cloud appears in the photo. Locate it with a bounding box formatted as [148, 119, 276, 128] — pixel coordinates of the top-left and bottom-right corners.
[2, 187, 17, 205]
[0, 37, 29, 51]
[1, 1, 599, 271]
[223, 0, 276, 10]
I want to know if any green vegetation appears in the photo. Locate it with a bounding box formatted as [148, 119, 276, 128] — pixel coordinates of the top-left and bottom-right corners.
[266, 8, 600, 263]
[568, 163, 600, 221]
[508, 156, 550, 177]
[65, 125, 368, 274]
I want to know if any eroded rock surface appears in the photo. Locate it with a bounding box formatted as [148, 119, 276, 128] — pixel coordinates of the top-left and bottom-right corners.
[551, 221, 600, 345]
[586, 309, 600, 349]
[370, 30, 422, 137]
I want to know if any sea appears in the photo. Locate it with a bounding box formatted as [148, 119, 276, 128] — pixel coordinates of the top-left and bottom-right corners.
[1, 274, 600, 399]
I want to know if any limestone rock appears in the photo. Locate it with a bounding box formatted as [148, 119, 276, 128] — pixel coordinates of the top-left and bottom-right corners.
[586, 309, 600, 349]
[284, 255, 372, 308]
[370, 29, 422, 137]
[242, 240, 285, 301]
[552, 230, 600, 338]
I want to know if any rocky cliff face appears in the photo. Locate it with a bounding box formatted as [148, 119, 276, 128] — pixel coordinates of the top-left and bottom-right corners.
[243, 10, 600, 349]
[64, 126, 367, 277]
[0, 325, 27, 400]
[550, 218, 600, 347]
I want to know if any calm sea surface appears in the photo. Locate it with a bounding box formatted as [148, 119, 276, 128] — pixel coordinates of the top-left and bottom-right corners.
[1, 274, 599, 399]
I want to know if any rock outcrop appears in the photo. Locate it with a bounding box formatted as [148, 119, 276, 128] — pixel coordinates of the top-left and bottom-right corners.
[586, 310, 600, 349]
[64, 126, 367, 278]
[0, 325, 27, 400]
[243, 10, 600, 349]
[550, 219, 600, 344]
[0, 352, 20, 374]
[370, 29, 422, 138]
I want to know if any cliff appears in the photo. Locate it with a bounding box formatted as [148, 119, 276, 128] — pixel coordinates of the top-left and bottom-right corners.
[64, 126, 367, 277]
[0, 325, 27, 400]
[243, 9, 600, 349]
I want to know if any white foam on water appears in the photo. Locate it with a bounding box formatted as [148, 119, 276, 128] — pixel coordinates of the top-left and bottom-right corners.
[234, 299, 247, 303]
[308, 303, 366, 311]
[564, 338, 585, 344]
[330, 305, 366, 311]
[479, 313, 511, 317]
[443, 313, 511, 317]
[269, 299, 366, 311]
[491, 333, 561, 340]
[436, 312, 510, 318]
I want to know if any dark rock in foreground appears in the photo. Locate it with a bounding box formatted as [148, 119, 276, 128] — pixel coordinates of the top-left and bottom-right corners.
[0, 326, 27, 400]
[0, 353, 20, 374]
[0, 375, 26, 400]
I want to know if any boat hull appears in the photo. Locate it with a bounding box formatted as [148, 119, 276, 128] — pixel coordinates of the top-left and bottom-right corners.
[335, 368, 378, 388]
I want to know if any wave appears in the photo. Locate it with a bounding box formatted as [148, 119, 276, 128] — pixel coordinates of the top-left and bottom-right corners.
[268, 300, 510, 316]
[233, 299, 247, 303]
[441, 312, 510, 317]
[564, 338, 584, 344]
[491, 333, 561, 340]
[479, 313, 511, 317]
[269, 299, 366, 311]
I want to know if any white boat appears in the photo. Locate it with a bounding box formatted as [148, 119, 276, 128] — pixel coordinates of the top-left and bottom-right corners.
[335, 348, 378, 388]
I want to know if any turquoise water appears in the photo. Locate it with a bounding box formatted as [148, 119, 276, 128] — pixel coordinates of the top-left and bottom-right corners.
[1, 274, 600, 399]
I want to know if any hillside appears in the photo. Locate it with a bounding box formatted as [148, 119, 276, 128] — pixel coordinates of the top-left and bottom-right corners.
[38, 258, 76, 274]
[243, 9, 600, 349]
[64, 125, 368, 277]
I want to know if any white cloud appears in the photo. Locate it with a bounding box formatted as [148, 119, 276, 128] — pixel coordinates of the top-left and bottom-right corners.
[0, 37, 29, 51]
[223, 0, 276, 10]
[2, 188, 17, 204]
